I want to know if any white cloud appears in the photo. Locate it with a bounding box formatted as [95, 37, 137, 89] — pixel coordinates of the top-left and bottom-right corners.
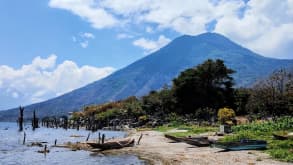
[72, 32, 95, 48]
[49, 0, 118, 29]
[215, 0, 293, 58]
[133, 35, 171, 54]
[12, 92, 19, 99]
[0, 54, 115, 107]
[72, 36, 77, 42]
[146, 26, 153, 33]
[80, 41, 89, 48]
[32, 54, 57, 69]
[81, 32, 95, 39]
[116, 33, 134, 39]
[49, 0, 293, 59]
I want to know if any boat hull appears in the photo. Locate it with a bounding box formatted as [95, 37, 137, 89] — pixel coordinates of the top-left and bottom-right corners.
[87, 138, 135, 150]
[165, 134, 210, 147]
[273, 133, 293, 140]
[214, 139, 267, 151]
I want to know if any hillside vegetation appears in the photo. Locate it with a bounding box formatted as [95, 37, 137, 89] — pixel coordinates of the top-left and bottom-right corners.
[70, 59, 292, 129]
[1, 33, 292, 120]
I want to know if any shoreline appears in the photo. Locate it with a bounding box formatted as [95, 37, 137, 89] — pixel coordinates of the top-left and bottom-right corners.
[103, 130, 292, 165]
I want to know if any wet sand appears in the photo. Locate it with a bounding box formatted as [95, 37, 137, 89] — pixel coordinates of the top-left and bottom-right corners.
[104, 130, 292, 165]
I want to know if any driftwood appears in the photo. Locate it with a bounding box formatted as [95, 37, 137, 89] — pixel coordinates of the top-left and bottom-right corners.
[87, 138, 135, 150]
[54, 142, 91, 151]
[28, 141, 48, 147]
[37, 145, 49, 154]
[137, 133, 143, 145]
[70, 135, 85, 138]
[164, 134, 210, 147]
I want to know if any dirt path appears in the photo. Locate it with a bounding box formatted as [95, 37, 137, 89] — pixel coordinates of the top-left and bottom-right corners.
[104, 130, 292, 165]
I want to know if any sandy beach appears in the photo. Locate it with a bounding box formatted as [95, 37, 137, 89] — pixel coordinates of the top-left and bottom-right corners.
[104, 130, 292, 165]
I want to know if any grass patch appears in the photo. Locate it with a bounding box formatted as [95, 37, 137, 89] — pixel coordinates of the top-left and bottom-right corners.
[221, 116, 293, 162]
[268, 148, 293, 162]
[136, 127, 153, 131]
[154, 125, 174, 132]
[155, 124, 217, 137]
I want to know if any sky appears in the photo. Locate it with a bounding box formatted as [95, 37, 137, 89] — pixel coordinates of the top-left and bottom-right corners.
[0, 0, 293, 110]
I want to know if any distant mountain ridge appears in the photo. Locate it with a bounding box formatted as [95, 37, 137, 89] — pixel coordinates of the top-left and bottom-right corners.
[1, 32, 292, 121]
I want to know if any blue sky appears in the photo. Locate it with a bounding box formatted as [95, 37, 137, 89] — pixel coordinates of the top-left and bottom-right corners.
[0, 0, 292, 110]
[0, 0, 148, 69]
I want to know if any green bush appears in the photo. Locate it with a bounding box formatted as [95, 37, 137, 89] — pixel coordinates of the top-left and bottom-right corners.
[166, 112, 184, 126]
[95, 108, 123, 121]
[232, 116, 293, 133]
[217, 107, 235, 124]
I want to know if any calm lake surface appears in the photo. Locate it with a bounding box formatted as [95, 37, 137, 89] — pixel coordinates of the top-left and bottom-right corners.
[0, 122, 147, 165]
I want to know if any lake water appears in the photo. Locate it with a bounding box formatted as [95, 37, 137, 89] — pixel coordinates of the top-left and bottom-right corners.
[0, 122, 147, 165]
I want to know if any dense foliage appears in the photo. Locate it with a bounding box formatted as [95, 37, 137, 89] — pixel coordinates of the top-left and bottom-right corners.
[172, 59, 235, 114]
[71, 59, 235, 125]
[71, 60, 292, 128]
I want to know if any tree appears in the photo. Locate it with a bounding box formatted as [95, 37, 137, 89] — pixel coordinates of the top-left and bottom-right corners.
[141, 86, 176, 118]
[234, 88, 250, 115]
[172, 59, 235, 114]
[123, 96, 144, 119]
[217, 107, 236, 124]
[246, 69, 293, 117]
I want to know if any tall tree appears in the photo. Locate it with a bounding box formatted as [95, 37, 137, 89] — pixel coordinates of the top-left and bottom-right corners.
[246, 69, 293, 117]
[234, 88, 250, 115]
[172, 59, 235, 114]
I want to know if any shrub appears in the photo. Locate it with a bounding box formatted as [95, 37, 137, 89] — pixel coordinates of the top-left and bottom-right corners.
[166, 112, 184, 126]
[95, 108, 122, 121]
[70, 112, 84, 120]
[139, 115, 148, 121]
[217, 107, 235, 124]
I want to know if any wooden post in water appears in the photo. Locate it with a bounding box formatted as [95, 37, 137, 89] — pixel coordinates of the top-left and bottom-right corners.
[86, 133, 90, 141]
[64, 117, 68, 130]
[98, 132, 101, 144]
[54, 117, 58, 129]
[32, 110, 39, 130]
[23, 132, 26, 145]
[77, 120, 80, 131]
[102, 134, 105, 144]
[45, 118, 47, 127]
[44, 144, 48, 155]
[18, 106, 24, 131]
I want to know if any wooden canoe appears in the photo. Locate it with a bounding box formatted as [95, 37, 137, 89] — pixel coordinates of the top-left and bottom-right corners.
[164, 134, 210, 147]
[273, 133, 293, 140]
[213, 139, 267, 151]
[87, 138, 135, 150]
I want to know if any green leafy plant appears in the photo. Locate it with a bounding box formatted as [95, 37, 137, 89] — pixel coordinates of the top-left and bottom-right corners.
[217, 107, 235, 124]
[223, 116, 293, 162]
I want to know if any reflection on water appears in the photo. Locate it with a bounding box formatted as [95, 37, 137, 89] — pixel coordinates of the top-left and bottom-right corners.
[0, 122, 146, 165]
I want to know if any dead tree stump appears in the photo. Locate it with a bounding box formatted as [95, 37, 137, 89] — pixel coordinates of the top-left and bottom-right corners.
[18, 106, 24, 132]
